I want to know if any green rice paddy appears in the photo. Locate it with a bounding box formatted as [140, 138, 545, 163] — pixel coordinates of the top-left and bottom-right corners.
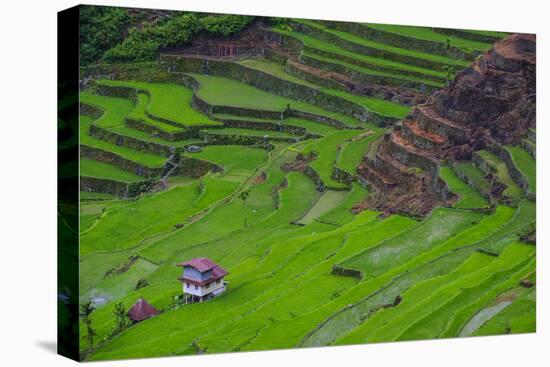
[72, 16, 535, 361]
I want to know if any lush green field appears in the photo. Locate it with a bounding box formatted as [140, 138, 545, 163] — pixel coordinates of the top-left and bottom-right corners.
[239, 58, 415, 118]
[80, 115, 167, 168]
[273, 29, 447, 80]
[506, 145, 536, 193]
[300, 130, 365, 189]
[203, 127, 298, 139]
[337, 130, 384, 173]
[476, 150, 523, 200]
[366, 23, 493, 52]
[75, 16, 535, 361]
[80, 158, 143, 183]
[293, 19, 470, 68]
[439, 166, 488, 208]
[189, 73, 363, 126]
[97, 79, 220, 127]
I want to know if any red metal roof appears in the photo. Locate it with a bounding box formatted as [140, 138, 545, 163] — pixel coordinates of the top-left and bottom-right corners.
[177, 257, 218, 272]
[127, 297, 159, 322]
[177, 257, 229, 285]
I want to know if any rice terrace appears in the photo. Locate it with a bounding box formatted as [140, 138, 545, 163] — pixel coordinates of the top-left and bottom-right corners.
[58, 5, 536, 361]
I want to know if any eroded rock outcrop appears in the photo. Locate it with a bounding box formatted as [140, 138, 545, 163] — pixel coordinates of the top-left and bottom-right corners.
[358, 33, 535, 216]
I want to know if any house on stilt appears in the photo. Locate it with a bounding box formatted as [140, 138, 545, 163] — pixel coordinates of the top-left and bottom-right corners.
[177, 258, 229, 303]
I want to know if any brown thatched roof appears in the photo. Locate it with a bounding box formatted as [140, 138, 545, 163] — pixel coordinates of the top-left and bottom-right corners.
[127, 297, 159, 322]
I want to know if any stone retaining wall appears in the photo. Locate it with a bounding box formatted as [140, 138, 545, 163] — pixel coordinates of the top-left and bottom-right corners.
[303, 166, 326, 192]
[386, 135, 437, 172]
[299, 53, 437, 93]
[173, 156, 221, 178]
[398, 120, 441, 151]
[332, 166, 355, 186]
[80, 176, 155, 198]
[216, 117, 307, 136]
[273, 31, 447, 85]
[88, 124, 174, 156]
[432, 28, 501, 44]
[160, 55, 396, 126]
[124, 118, 190, 141]
[331, 264, 362, 279]
[288, 21, 453, 71]
[489, 145, 535, 200]
[520, 139, 536, 159]
[199, 130, 297, 146]
[448, 161, 492, 201]
[80, 145, 163, 178]
[318, 20, 477, 61]
[79, 103, 103, 119]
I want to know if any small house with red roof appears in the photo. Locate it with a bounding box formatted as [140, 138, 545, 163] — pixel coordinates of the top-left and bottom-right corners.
[127, 297, 159, 323]
[177, 257, 229, 303]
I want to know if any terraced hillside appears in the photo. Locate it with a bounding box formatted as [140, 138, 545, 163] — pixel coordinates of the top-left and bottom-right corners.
[72, 10, 535, 362]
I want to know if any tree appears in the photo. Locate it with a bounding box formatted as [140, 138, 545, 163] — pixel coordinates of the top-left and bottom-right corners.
[238, 190, 250, 228]
[442, 65, 454, 87]
[111, 302, 131, 337]
[80, 301, 97, 349]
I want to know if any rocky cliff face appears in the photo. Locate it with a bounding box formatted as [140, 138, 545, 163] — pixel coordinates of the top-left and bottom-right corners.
[357, 33, 536, 216]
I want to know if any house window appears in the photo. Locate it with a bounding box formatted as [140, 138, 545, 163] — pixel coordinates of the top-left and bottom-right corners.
[194, 284, 198, 290]
[216, 279, 221, 284]
[206, 283, 210, 288]
[186, 282, 190, 288]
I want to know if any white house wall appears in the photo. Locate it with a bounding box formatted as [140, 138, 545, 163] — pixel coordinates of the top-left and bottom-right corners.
[183, 279, 225, 297]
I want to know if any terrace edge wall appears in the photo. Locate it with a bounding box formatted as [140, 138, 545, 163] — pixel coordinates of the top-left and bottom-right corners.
[58, 5, 81, 362]
[161, 55, 398, 126]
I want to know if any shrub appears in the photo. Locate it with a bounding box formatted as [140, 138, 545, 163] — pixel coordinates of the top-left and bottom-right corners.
[80, 6, 131, 65]
[103, 14, 202, 62]
[102, 13, 255, 63]
[200, 15, 255, 36]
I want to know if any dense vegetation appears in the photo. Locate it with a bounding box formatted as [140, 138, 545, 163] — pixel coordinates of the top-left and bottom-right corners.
[68, 7, 534, 361]
[80, 6, 256, 64]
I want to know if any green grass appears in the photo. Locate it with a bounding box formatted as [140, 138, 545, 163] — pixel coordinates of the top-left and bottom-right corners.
[97, 79, 220, 127]
[81, 91, 198, 146]
[80, 177, 241, 258]
[453, 162, 492, 195]
[321, 87, 410, 118]
[80, 191, 118, 201]
[274, 29, 447, 79]
[80, 158, 143, 183]
[284, 117, 341, 136]
[75, 39, 534, 359]
[300, 205, 516, 346]
[238, 58, 411, 118]
[474, 288, 536, 336]
[439, 166, 488, 208]
[184, 145, 269, 179]
[80, 115, 167, 168]
[80, 92, 134, 129]
[301, 130, 364, 189]
[297, 190, 349, 224]
[341, 208, 484, 278]
[203, 127, 297, 139]
[293, 19, 470, 68]
[316, 183, 369, 226]
[337, 130, 384, 173]
[506, 145, 536, 193]
[365, 23, 493, 52]
[302, 50, 444, 88]
[476, 150, 523, 200]
[213, 113, 340, 136]
[335, 242, 534, 344]
[188, 73, 363, 127]
[128, 93, 186, 133]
